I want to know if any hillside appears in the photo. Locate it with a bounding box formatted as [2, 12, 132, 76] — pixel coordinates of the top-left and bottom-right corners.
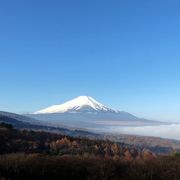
[0, 111, 99, 138]
[0, 123, 155, 160]
[0, 123, 180, 180]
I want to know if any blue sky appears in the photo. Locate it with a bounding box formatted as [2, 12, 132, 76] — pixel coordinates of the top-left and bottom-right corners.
[0, 0, 180, 121]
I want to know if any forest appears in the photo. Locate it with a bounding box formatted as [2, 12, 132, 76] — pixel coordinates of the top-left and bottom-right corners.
[0, 123, 180, 180]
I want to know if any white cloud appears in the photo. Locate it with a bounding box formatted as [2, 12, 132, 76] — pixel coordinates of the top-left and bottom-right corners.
[105, 124, 180, 140]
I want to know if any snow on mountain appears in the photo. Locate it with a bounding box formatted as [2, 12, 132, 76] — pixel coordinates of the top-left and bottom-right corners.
[34, 96, 116, 114]
[27, 96, 162, 130]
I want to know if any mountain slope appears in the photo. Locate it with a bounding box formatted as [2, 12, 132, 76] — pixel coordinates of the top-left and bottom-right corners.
[0, 111, 99, 137]
[27, 96, 161, 130]
[0, 111, 41, 125]
[34, 96, 116, 114]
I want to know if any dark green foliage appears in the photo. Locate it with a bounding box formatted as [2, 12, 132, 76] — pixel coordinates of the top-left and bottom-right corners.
[0, 122, 13, 129]
[0, 154, 180, 180]
[172, 152, 180, 157]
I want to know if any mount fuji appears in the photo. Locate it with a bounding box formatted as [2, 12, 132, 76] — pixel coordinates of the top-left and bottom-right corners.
[34, 96, 116, 114]
[27, 96, 161, 130]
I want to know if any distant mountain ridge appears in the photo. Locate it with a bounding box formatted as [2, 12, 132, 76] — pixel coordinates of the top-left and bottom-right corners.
[0, 111, 40, 125]
[0, 111, 99, 137]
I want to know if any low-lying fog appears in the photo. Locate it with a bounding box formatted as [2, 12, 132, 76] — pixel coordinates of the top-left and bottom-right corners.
[33, 117, 180, 140]
[94, 124, 180, 140]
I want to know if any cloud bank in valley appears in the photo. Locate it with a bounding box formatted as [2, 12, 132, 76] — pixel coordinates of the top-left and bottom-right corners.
[105, 124, 180, 140]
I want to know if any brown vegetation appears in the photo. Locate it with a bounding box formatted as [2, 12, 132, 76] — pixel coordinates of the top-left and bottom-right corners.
[0, 123, 180, 180]
[0, 123, 156, 160]
[0, 153, 180, 180]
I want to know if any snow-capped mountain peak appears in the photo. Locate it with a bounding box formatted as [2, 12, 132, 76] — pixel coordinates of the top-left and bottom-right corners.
[34, 96, 115, 114]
